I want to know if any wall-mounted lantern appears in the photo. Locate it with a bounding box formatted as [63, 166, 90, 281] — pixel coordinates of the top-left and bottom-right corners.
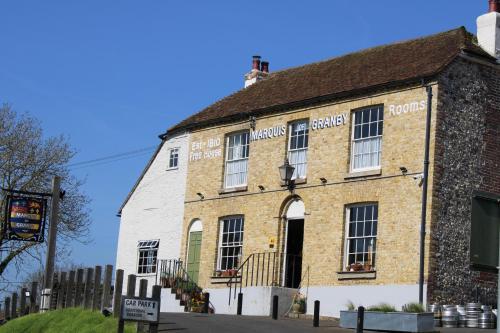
[278, 158, 295, 192]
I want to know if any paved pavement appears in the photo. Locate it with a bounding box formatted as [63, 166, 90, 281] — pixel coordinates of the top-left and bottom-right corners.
[158, 312, 497, 333]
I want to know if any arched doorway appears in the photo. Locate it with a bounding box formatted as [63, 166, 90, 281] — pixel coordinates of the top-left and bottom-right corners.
[283, 198, 305, 288]
[186, 219, 203, 284]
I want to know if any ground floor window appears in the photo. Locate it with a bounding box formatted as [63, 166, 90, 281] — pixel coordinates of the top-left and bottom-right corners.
[137, 239, 159, 274]
[344, 204, 377, 271]
[218, 216, 244, 271]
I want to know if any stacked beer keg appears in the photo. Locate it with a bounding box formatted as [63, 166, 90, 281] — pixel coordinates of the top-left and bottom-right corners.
[457, 305, 467, 327]
[428, 304, 441, 327]
[466, 302, 482, 328]
[478, 305, 496, 329]
[441, 305, 459, 328]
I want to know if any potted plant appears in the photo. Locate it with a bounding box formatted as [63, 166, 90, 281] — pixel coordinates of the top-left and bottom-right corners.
[291, 292, 306, 314]
[340, 302, 434, 332]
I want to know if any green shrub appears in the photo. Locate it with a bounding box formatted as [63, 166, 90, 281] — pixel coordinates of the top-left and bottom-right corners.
[402, 302, 425, 313]
[345, 300, 356, 311]
[367, 303, 396, 312]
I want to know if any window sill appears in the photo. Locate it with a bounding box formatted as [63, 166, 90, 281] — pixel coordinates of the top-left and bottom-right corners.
[136, 273, 157, 277]
[210, 275, 241, 284]
[166, 167, 179, 171]
[280, 178, 307, 186]
[337, 271, 376, 280]
[218, 186, 248, 195]
[344, 169, 382, 180]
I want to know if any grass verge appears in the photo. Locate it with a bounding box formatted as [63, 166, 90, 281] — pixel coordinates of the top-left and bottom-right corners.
[0, 308, 136, 333]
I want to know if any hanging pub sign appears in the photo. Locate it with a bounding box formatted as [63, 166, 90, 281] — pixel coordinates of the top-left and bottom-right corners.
[4, 195, 47, 242]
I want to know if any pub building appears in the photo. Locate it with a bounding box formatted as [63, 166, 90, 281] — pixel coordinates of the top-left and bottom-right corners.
[115, 2, 500, 317]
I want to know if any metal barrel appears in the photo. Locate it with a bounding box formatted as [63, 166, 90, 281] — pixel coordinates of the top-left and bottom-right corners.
[478, 312, 495, 329]
[442, 306, 458, 328]
[466, 303, 482, 328]
[428, 304, 441, 327]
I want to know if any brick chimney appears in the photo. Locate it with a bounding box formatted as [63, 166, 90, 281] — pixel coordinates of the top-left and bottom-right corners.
[244, 56, 270, 88]
[477, 0, 500, 58]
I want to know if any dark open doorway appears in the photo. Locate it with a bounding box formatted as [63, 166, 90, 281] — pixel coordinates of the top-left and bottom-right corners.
[285, 219, 304, 288]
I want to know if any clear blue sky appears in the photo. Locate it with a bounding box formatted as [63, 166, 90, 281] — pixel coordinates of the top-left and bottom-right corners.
[0, 1, 489, 278]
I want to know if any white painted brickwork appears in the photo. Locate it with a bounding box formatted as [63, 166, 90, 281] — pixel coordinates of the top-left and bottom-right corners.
[115, 132, 189, 294]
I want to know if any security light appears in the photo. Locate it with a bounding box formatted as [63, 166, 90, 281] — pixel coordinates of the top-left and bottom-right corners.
[196, 192, 204, 200]
[258, 185, 265, 191]
[320, 177, 327, 184]
[399, 166, 408, 175]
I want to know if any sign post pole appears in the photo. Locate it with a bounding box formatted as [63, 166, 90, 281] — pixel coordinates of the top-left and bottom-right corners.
[497, 221, 500, 333]
[41, 176, 61, 312]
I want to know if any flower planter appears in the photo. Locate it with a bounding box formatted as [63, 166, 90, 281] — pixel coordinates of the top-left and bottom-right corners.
[340, 311, 435, 332]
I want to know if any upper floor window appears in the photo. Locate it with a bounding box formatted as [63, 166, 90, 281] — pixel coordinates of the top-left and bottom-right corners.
[224, 132, 249, 188]
[168, 148, 179, 169]
[351, 106, 383, 171]
[344, 204, 378, 272]
[218, 216, 244, 271]
[137, 240, 159, 274]
[288, 120, 309, 180]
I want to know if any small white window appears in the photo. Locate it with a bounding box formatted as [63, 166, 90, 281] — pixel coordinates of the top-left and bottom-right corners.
[344, 204, 378, 271]
[168, 148, 179, 169]
[217, 217, 244, 271]
[224, 132, 250, 188]
[137, 239, 159, 274]
[288, 120, 309, 180]
[351, 106, 383, 171]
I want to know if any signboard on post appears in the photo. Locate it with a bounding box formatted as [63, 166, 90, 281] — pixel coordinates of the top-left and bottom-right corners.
[4, 195, 47, 242]
[120, 296, 160, 323]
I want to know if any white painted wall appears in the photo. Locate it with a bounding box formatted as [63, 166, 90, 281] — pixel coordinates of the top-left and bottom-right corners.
[201, 284, 425, 318]
[305, 284, 427, 317]
[115, 132, 189, 295]
[206, 286, 295, 316]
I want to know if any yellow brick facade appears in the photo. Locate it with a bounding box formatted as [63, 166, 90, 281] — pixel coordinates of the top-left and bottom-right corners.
[181, 84, 438, 290]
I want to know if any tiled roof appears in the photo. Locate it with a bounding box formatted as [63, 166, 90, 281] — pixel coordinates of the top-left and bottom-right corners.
[167, 27, 491, 134]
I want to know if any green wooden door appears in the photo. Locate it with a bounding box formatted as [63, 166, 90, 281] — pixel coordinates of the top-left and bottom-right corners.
[187, 231, 202, 284]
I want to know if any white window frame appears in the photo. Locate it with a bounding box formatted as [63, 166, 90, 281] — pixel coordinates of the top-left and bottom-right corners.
[217, 216, 244, 271]
[137, 239, 159, 275]
[350, 106, 384, 172]
[224, 132, 250, 188]
[343, 204, 378, 271]
[287, 120, 309, 180]
[167, 147, 180, 170]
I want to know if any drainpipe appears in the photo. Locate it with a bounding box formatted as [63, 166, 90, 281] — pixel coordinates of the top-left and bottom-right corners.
[419, 85, 433, 305]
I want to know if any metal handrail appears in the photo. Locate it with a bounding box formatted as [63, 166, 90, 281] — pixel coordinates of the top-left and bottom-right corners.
[227, 251, 302, 305]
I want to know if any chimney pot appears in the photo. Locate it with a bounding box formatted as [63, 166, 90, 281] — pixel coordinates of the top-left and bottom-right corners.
[252, 55, 261, 70]
[261, 61, 269, 73]
[489, 0, 500, 13]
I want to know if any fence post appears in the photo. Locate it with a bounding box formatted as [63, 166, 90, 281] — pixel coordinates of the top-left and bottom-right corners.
[50, 272, 59, 310]
[92, 266, 102, 311]
[11, 293, 17, 319]
[113, 269, 124, 317]
[84, 268, 94, 309]
[4, 297, 10, 320]
[74, 268, 84, 307]
[20, 288, 27, 316]
[118, 274, 137, 333]
[102, 264, 113, 310]
[65, 271, 75, 308]
[149, 285, 161, 333]
[137, 279, 148, 332]
[57, 272, 67, 309]
[30, 281, 38, 313]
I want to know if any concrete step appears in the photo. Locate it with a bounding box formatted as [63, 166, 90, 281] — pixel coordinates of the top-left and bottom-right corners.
[160, 288, 186, 313]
